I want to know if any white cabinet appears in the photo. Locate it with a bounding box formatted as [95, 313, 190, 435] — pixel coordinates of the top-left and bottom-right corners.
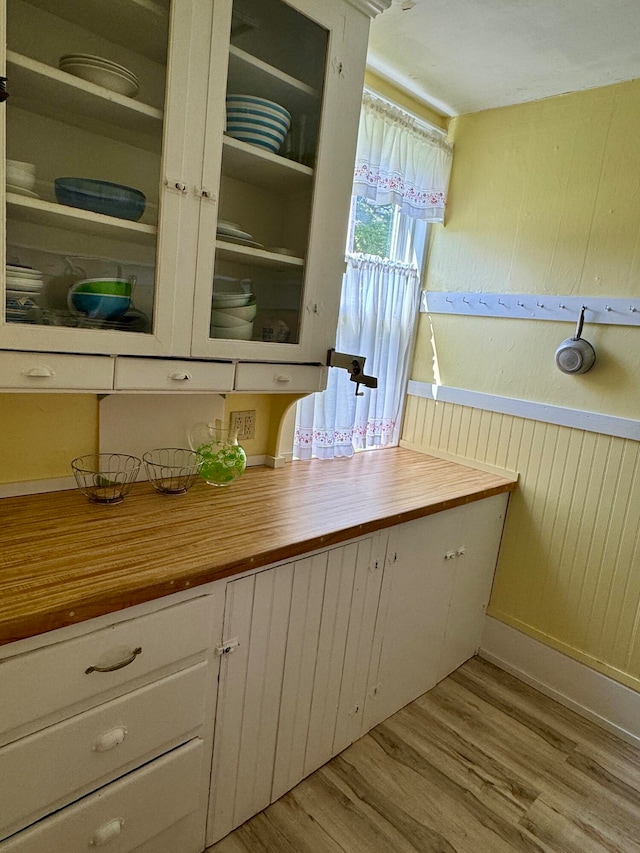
[1, 0, 385, 387]
[365, 493, 509, 730]
[207, 495, 508, 845]
[0, 491, 508, 850]
[0, 594, 222, 853]
[207, 534, 383, 845]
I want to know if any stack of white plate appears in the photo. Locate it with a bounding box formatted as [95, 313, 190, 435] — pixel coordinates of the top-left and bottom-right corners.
[59, 54, 139, 98]
[216, 219, 264, 249]
[6, 159, 39, 199]
[226, 95, 291, 154]
[210, 290, 256, 340]
[6, 265, 44, 323]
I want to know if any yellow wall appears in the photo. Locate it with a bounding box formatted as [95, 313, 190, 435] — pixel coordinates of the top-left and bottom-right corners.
[364, 70, 448, 131]
[0, 394, 98, 483]
[406, 79, 640, 691]
[0, 392, 298, 485]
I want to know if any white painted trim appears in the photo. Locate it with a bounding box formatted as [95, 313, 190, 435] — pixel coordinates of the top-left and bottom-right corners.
[0, 476, 77, 499]
[407, 381, 640, 442]
[480, 617, 640, 749]
[0, 456, 266, 499]
[344, 0, 390, 16]
[421, 291, 640, 327]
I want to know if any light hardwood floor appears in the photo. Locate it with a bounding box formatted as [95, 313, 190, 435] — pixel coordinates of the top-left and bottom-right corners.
[207, 657, 640, 852]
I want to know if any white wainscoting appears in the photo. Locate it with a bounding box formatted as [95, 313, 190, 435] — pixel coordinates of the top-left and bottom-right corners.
[407, 380, 640, 442]
[481, 616, 640, 748]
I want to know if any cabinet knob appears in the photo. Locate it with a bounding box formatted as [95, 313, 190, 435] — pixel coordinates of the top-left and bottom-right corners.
[169, 371, 192, 381]
[275, 374, 291, 383]
[93, 726, 128, 752]
[24, 366, 55, 378]
[89, 818, 124, 846]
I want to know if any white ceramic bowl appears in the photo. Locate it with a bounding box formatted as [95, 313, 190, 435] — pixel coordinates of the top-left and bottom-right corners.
[217, 303, 257, 321]
[210, 309, 253, 328]
[211, 324, 254, 340]
[210, 292, 253, 308]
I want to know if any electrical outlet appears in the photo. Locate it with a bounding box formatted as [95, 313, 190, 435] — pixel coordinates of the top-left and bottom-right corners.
[230, 409, 255, 441]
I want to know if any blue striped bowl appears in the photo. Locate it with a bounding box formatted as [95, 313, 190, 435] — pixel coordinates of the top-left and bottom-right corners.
[226, 95, 291, 153]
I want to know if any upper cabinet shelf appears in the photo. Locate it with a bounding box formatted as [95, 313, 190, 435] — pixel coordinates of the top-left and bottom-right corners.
[222, 135, 313, 192]
[7, 193, 158, 245]
[227, 46, 321, 117]
[24, 0, 169, 64]
[7, 52, 163, 149]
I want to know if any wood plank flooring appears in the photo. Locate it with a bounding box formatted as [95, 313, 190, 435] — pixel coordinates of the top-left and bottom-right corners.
[207, 657, 640, 852]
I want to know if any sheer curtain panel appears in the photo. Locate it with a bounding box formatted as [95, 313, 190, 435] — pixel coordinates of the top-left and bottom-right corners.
[294, 255, 420, 459]
[353, 93, 452, 221]
[294, 91, 452, 461]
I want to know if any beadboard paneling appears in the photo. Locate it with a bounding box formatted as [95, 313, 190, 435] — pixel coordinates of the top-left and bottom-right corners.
[402, 395, 640, 693]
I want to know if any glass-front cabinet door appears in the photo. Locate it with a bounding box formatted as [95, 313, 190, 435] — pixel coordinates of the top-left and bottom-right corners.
[191, 0, 361, 364]
[1, 0, 372, 368]
[1, 0, 206, 356]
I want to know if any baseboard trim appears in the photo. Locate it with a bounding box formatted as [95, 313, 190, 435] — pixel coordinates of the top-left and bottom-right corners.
[480, 616, 640, 748]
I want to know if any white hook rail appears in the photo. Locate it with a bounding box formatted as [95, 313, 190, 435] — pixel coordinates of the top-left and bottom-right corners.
[421, 292, 640, 327]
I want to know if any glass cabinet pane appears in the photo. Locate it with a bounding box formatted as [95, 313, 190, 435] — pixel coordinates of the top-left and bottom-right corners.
[4, 0, 169, 335]
[210, 0, 328, 347]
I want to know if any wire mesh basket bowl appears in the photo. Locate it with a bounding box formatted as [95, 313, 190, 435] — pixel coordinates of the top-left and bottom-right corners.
[142, 448, 205, 495]
[71, 453, 141, 504]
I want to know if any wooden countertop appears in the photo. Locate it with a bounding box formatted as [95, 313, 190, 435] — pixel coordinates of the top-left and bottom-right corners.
[0, 448, 516, 646]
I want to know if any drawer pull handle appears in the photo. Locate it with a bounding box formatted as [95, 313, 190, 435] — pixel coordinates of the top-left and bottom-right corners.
[85, 646, 142, 674]
[93, 726, 128, 752]
[275, 374, 292, 383]
[25, 366, 55, 378]
[169, 371, 192, 381]
[89, 818, 124, 846]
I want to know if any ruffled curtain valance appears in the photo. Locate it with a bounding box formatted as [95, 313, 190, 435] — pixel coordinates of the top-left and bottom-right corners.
[353, 92, 453, 221]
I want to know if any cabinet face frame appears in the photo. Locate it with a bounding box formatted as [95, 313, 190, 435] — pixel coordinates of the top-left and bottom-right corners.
[0, 0, 371, 378]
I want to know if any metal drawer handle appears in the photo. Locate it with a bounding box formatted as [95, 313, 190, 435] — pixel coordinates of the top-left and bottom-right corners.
[93, 726, 128, 752]
[169, 371, 192, 381]
[275, 374, 291, 383]
[25, 366, 55, 378]
[85, 646, 142, 674]
[89, 818, 124, 846]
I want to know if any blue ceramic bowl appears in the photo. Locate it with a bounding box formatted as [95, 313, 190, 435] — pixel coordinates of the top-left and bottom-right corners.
[54, 177, 146, 221]
[69, 291, 131, 320]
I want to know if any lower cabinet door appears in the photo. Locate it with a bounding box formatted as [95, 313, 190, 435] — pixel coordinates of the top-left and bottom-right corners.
[0, 739, 204, 853]
[437, 493, 508, 681]
[207, 535, 383, 846]
[363, 510, 461, 731]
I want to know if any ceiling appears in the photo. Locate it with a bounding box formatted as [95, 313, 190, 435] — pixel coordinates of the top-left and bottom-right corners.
[367, 0, 640, 116]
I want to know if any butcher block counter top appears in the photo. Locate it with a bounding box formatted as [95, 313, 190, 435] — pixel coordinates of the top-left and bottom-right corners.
[0, 448, 516, 646]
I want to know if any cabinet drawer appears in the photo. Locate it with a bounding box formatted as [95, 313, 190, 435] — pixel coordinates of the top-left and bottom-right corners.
[0, 352, 114, 391]
[0, 738, 203, 853]
[0, 662, 208, 840]
[234, 363, 327, 392]
[115, 357, 235, 391]
[0, 596, 214, 741]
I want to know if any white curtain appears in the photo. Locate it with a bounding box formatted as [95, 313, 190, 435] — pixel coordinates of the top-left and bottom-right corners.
[293, 91, 451, 461]
[353, 92, 453, 221]
[294, 255, 420, 460]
